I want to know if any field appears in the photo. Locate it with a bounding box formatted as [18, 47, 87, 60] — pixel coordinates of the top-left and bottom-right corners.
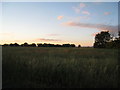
[2, 47, 118, 88]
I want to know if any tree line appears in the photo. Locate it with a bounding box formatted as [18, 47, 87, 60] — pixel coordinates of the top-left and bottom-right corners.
[1, 30, 120, 48]
[93, 31, 120, 48]
[2, 43, 81, 48]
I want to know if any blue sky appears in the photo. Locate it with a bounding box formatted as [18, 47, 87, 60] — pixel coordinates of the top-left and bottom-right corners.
[1, 2, 118, 46]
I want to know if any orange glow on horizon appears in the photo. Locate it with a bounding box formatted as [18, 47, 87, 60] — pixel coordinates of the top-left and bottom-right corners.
[0, 40, 94, 47]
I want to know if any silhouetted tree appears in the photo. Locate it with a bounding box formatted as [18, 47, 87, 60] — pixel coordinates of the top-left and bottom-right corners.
[37, 43, 75, 47]
[3, 44, 9, 46]
[21, 44, 24, 47]
[37, 43, 42, 47]
[55, 44, 62, 47]
[2, 42, 78, 48]
[94, 31, 111, 48]
[8, 43, 19, 47]
[71, 44, 75, 47]
[118, 31, 120, 40]
[30, 43, 36, 47]
[43, 43, 48, 47]
[111, 31, 120, 48]
[9, 43, 14, 47]
[62, 44, 70, 47]
[78, 45, 81, 48]
[23, 42, 29, 47]
[14, 43, 19, 46]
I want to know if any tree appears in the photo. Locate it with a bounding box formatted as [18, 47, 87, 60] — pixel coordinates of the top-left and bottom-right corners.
[118, 31, 120, 40]
[112, 31, 120, 48]
[9, 43, 14, 47]
[70, 44, 75, 47]
[37, 43, 42, 47]
[30, 43, 36, 47]
[23, 42, 29, 47]
[3, 44, 9, 46]
[94, 31, 111, 48]
[14, 43, 19, 46]
[78, 45, 81, 48]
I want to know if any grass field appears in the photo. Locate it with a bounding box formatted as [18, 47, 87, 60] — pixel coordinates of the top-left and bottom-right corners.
[2, 47, 118, 88]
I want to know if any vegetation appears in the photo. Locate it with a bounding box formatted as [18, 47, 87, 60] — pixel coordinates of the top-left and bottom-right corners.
[94, 31, 120, 48]
[2, 30, 119, 88]
[2, 31, 120, 49]
[3, 47, 118, 88]
[2, 43, 76, 47]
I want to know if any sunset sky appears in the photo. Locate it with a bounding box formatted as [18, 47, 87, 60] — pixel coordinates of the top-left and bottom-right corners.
[0, 1, 118, 46]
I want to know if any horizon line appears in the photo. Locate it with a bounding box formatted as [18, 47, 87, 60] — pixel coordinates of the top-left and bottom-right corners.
[0, 42, 93, 47]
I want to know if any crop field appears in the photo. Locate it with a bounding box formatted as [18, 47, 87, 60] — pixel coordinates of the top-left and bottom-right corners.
[2, 47, 118, 88]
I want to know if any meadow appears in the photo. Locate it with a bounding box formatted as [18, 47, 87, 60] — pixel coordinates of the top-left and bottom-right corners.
[2, 47, 118, 88]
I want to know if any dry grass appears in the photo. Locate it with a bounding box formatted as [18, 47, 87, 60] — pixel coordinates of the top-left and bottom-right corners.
[2, 47, 118, 88]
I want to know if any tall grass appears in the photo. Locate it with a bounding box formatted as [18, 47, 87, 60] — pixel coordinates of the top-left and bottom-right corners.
[2, 47, 118, 88]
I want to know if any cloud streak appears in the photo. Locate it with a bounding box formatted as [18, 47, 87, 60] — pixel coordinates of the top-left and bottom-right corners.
[72, 3, 86, 13]
[57, 16, 64, 20]
[104, 12, 111, 15]
[72, 7, 81, 13]
[82, 11, 90, 15]
[79, 3, 86, 8]
[62, 21, 118, 33]
[35, 38, 61, 42]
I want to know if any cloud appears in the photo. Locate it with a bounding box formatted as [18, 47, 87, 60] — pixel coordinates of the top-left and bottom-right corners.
[13, 40, 22, 42]
[82, 11, 90, 15]
[35, 38, 61, 42]
[57, 16, 63, 20]
[104, 12, 111, 15]
[72, 7, 81, 13]
[62, 21, 118, 33]
[79, 3, 86, 8]
[72, 3, 86, 13]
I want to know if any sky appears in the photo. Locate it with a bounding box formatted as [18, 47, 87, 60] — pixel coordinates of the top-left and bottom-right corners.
[0, 2, 118, 46]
